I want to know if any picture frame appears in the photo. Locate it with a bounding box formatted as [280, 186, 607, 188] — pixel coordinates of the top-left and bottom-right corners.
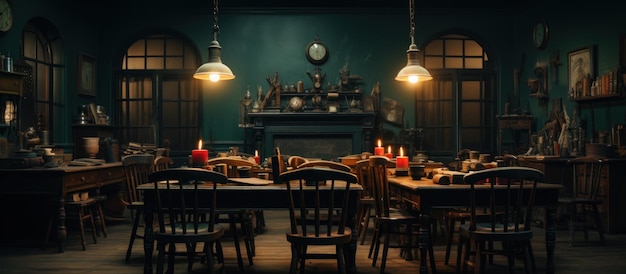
[78, 53, 96, 96]
[568, 45, 595, 96]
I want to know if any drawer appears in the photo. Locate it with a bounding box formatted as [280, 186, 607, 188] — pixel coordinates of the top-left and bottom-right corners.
[64, 172, 100, 189]
[99, 166, 125, 186]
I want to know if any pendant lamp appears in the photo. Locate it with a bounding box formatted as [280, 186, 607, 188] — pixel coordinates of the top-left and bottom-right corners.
[193, 0, 235, 82]
[395, 0, 432, 83]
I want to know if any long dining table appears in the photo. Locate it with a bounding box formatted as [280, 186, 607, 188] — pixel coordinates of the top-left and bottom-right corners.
[138, 177, 363, 274]
[387, 175, 562, 274]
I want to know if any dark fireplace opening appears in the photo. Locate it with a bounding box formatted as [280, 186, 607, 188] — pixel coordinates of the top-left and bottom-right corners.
[274, 135, 352, 160]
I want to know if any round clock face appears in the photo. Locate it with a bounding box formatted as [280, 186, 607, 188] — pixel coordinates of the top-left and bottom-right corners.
[533, 20, 549, 50]
[0, 0, 13, 32]
[305, 41, 329, 65]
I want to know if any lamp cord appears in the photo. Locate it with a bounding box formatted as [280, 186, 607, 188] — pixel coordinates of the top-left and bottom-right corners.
[409, 0, 415, 45]
[213, 0, 220, 41]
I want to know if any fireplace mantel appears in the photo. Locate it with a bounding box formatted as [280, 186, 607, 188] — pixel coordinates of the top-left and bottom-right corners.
[248, 112, 375, 160]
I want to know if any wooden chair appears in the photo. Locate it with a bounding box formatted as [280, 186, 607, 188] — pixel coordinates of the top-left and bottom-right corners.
[297, 160, 352, 172]
[443, 153, 519, 265]
[45, 195, 101, 251]
[367, 156, 436, 274]
[354, 158, 375, 245]
[206, 156, 258, 271]
[122, 154, 155, 262]
[148, 168, 228, 274]
[279, 167, 358, 274]
[559, 156, 606, 246]
[287, 155, 309, 168]
[154, 156, 173, 171]
[456, 167, 543, 274]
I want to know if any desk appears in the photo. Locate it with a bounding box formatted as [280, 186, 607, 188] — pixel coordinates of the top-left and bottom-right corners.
[497, 115, 533, 155]
[139, 180, 363, 274]
[388, 176, 561, 274]
[0, 162, 125, 252]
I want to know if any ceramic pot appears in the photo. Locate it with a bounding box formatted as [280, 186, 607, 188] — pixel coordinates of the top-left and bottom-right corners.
[83, 137, 100, 158]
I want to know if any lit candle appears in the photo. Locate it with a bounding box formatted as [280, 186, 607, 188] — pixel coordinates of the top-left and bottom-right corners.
[396, 147, 409, 170]
[374, 139, 385, 156]
[254, 150, 261, 165]
[191, 139, 209, 167]
[385, 145, 393, 159]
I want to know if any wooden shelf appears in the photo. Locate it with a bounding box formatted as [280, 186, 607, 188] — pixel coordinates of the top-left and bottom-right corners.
[570, 93, 624, 102]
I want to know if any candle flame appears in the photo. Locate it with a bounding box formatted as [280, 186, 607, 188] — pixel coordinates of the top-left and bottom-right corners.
[377, 139, 382, 147]
[400, 147, 404, 157]
[198, 139, 203, 150]
[255, 150, 259, 157]
[387, 145, 391, 153]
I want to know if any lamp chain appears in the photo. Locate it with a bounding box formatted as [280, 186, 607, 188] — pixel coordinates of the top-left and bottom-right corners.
[213, 0, 220, 41]
[409, 0, 415, 45]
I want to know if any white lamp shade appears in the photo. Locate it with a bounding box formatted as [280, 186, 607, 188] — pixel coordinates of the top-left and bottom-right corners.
[193, 40, 235, 81]
[395, 44, 432, 83]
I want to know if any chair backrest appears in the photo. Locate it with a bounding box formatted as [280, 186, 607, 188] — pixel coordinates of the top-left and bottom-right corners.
[297, 160, 352, 172]
[154, 156, 173, 171]
[368, 156, 397, 218]
[122, 154, 155, 204]
[207, 156, 258, 178]
[462, 167, 544, 232]
[354, 158, 374, 199]
[568, 156, 604, 200]
[279, 167, 358, 236]
[287, 155, 309, 168]
[148, 168, 229, 235]
[271, 147, 286, 183]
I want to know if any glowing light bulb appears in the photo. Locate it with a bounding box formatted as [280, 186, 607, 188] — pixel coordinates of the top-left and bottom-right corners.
[209, 73, 220, 82]
[408, 75, 419, 83]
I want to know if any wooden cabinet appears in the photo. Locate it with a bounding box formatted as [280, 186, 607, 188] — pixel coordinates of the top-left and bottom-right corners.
[0, 71, 23, 157]
[594, 159, 626, 234]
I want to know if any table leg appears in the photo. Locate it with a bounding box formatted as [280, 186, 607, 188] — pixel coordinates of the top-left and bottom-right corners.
[418, 212, 430, 274]
[56, 195, 67, 253]
[346, 200, 358, 274]
[545, 207, 556, 274]
[143, 205, 154, 274]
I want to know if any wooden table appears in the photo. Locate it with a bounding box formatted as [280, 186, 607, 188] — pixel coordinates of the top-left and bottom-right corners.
[139, 178, 363, 274]
[0, 162, 125, 252]
[387, 175, 561, 274]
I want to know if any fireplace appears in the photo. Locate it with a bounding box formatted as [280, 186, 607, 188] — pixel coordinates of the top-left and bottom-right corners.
[248, 112, 375, 160]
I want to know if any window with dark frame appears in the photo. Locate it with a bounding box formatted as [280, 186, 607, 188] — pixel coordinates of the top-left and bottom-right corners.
[116, 34, 201, 157]
[418, 34, 497, 163]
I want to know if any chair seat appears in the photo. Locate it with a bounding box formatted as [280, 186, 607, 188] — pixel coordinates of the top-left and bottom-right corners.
[287, 227, 353, 245]
[459, 223, 533, 239]
[559, 197, 602, 205]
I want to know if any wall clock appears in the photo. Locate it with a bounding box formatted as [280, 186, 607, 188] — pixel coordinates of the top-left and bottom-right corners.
[0, 0, 13, 32]
[532, 19, 549, 50]
[305, 37, 329, 65]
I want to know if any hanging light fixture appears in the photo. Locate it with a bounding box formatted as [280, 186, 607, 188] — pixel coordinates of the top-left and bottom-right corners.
[395, 0, 432, 83]
[193, 0, 235, 82]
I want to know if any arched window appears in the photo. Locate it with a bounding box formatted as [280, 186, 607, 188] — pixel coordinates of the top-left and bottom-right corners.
[116, 33, 201, 157]
[21, 18, 64, 143]
[417, 34, 497, 163]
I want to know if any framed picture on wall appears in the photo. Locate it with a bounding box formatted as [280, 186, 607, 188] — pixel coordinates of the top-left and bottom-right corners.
[568, 45, 595, 96]
[78, 53, 96, 96]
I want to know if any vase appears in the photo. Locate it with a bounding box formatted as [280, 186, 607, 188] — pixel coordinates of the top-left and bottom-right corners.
[83, 137, 100, 158]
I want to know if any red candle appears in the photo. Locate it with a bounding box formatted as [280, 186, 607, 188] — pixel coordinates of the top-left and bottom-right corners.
[396, 147, 409, 170]
[385, 145, 393, 159]
[254, 150, 261, 165]
[191, 139, 208, 167]
[374, 139, 384, 156]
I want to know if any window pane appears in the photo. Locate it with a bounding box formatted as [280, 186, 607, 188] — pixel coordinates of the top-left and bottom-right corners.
[445, 40, 463, 55]
[445, 57, 463, 69]
[462, 81, 481, 100]
[465, 40, 483, 56]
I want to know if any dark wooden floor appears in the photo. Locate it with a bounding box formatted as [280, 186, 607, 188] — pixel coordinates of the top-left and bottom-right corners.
[1, 209, 625, 274]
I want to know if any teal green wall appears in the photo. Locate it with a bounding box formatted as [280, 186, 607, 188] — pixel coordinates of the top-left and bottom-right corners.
[2, 1, 626, 151]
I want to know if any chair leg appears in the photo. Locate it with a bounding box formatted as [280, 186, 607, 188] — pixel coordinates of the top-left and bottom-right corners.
[359, 206, 372, 245]
[444, 214, 456, 265]
[126, 209, 142, 262]
[228, 213, 245, 271]
[94, 202, 107, 238]
[592, 205, 605, 244]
